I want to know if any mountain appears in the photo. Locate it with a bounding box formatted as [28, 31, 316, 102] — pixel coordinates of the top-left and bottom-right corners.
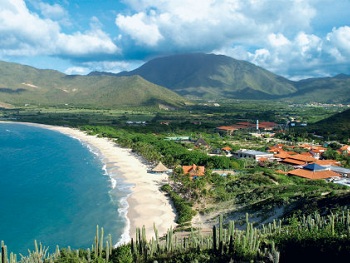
[112, 53, 297, 99]
[92, 53, 348, 103]
[0, 61, 188, 108]
[289, 74, 350, 103]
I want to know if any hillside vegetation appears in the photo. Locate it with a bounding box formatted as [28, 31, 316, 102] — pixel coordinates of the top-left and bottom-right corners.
[113, 53, 350, 103]
[2, 54, 350, 106]
[115, 53, 297, 99]
[0, 61, 188, 108]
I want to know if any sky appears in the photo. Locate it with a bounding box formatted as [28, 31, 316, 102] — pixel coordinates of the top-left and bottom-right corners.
[0, 0, 350, 80]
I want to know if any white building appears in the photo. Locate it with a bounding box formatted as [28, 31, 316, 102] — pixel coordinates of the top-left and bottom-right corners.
[233, 149, 274, 161]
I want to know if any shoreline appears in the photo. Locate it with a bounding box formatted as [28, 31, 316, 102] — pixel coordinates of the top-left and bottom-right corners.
[1, 121, 177, 245]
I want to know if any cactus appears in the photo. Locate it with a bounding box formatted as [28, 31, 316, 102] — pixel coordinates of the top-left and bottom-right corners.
[106, 241, 110, 262]
[99, 227, 104, 258]
[94, 225, 99, 256]
[213, 225, 217, 252]
[87, 248, 91, 262]
[268, 241, 280, 263]
[1, 242, 8, 263]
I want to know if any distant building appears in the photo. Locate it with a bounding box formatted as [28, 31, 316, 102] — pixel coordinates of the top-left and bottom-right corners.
[288, 163, 340, 180]
[217, 121, 278, 135]
[164, 136, 190, 141]
[194, 138, 209, 148]
[221, 146, 232, 153]
[233, 149, 274, 161]
[281, 154, 317, 167]
[182, 164, 205, 180]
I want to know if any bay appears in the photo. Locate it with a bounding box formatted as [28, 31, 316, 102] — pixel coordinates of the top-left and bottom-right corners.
[0, 123, 126, 254]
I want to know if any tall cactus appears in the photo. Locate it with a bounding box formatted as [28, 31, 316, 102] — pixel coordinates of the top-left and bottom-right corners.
[1, 242, 8, 263]
[99, 227, 104, 258]
[213, 225, 217, 252]
[94, 225, 99, 256]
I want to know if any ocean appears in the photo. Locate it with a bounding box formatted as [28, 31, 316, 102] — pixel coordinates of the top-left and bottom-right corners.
[0, 122, 130, 255]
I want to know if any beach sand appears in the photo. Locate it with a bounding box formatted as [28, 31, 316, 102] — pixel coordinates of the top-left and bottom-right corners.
[11, 122, 177, 244]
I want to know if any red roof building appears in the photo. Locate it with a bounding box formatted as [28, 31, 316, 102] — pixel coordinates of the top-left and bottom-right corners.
[288, 169, 340, 180]
[182, 164, 205, 179]
[288, 163, 340, 180]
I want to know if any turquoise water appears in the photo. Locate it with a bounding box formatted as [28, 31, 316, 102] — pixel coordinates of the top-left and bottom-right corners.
[0, 123, 129, 254]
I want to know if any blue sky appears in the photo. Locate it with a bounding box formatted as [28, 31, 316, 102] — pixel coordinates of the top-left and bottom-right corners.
[0, 0, 349, 80]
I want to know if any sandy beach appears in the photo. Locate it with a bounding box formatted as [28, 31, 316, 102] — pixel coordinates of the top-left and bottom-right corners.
[5, 122, 177, 244]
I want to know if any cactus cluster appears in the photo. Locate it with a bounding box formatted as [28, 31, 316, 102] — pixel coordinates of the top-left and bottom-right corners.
[2, 209, 350, 262]
[1, 226, 113, 263]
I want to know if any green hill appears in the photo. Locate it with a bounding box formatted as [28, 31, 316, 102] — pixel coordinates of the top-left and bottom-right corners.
[309, 108, 350, 140]
[288, 74, 350, 103]
[0, 61, 188, 108]
[108, 53, 350, 103]
[114, 53, 297, 99]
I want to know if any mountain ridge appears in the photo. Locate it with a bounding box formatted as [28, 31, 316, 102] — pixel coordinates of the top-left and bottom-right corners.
[111, 53, 298, 99]
[1, 53, 350, 107]
[0, 61, 188, 108]
[91, 53, 350, 103]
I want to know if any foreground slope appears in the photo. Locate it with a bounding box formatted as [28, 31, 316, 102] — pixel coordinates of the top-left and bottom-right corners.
[0, 61, 188, 108]
[308, 108, 350, 140]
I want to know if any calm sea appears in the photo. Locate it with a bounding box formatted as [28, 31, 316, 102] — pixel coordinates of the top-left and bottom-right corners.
[0, 123, 130, 255]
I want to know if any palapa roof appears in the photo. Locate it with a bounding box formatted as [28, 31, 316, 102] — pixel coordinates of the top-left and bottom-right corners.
[152, 161, 169, 172]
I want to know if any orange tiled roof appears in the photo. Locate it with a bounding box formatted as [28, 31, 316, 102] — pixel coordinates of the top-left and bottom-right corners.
[216, 125, 239, 131]
[299, 143, 312, 150]
[340, 145, 350, 151]
[300, 152, 313, 157]
[288, 154, 316, 162]
[258, 122, 277, 129]
[182, 164, 205, 177]
[274, 152, 291, 159]
[282, 158, 306, 165]
[339, 145, 350, 154]
[311, 147, 326, 153]
[315, 160, 341, 166]
[222, 146, 232, 151]
[288, 169, 340, 180]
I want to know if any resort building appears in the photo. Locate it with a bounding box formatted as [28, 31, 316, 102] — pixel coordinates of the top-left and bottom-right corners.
[232, 149, 274, 161]
[182, 164, 205, 180]
[281, 154, 317, 167]
[288, 163, 340, 180]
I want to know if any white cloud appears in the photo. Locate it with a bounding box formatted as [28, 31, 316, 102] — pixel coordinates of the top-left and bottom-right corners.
[65, 66, 88, 75]
[35, 1, 67, 20]
[326, 26, 350, 59]
[0, 0, 119, 57]
[0, 0, 349, 79]
[57, 25, 119, 56]
[116, 0, 347, 80]
[268, 33, 290, 48]
[116, 0, 319, 52]
[116, 12, 163, 46]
